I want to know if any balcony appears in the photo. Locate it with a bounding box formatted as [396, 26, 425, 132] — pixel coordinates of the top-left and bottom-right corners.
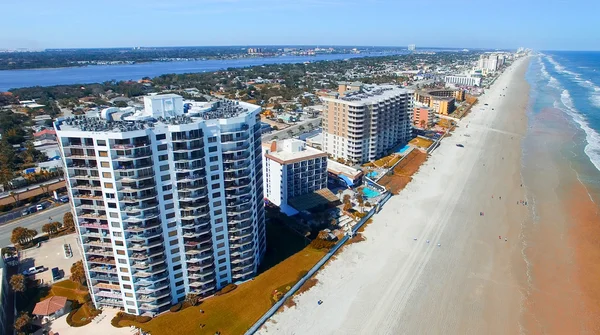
[129, 229, 163, 241]
[95, 291, 122, 299]
[181, 218, 210, 230]
[85, 248, 113, 257]
[125, 221, 160, 232]
[223, 153, 250, 163]
[184, 243, 212, 255]
[89, 274, 120, 283]
[178, 190, 208, 202]
[122, 192, 158, 203]
[188, 275, 216, 287]
[87, 256, 115, 265]
[119, 181, 156, 192]
[177, 181, 207, 191]
[71, 183, 101, 191]
[182, 227, 211, 238]
[114, 142, 151, 149]
[180, 210, 209, 220]
[96, 297, 123, 307]
[221, 134, 249, 143]
[89, 265, 117, 274]
[186, 253, 214, 264]
[136, 282, 169, 294]
[83, 239, 111, 248]
[123, 210, 160, 223]
[132, 256, 166, 270]
[130, 239, 163, 251]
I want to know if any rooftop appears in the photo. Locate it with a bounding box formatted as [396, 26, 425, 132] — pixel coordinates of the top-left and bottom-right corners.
[327, 159, 363, 179]
[33, 296, 67, 316]
[325, 84, 411, 104]
[263, 139, 327, 164]
[55, 94, 259, 133]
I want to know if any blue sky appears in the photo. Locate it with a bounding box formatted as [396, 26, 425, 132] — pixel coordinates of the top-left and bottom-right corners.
[1, 0, 598, 50]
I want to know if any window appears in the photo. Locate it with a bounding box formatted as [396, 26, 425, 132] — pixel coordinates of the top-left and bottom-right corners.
[215, 218, 223, 224]
[127, 309, 136, 314]
[121, 276, 130, 281]
[171, 248, 179, 254]
[106, 193, 115, 199]
[217, 250, 226, 256]
[113, 232, 122, 237]
[118, 258, 127, 264]
[156, 134, 166, 141]
[97, 139, 106, 146]
[212, 192, 221, 198]
[208, 136, 217, 143]
[211, 175, 220, 181]
[216, 234, 224, 241]
[176, 280, 184, 287]
[162, 185, 172, 192]
[164, 194, 173, 201]
[220, 273, 228, 279]
[213, 201, 222, 207]
[165, 203, 174, 210]
[214, 209, 222, 215]
[120, 267, 129, 273]
[166, 212, 175, 219]
[210, 165, 219, 171]
[215, 226, 224, 233]
[174, 272, 183, 279]
[218, 258, 226, 264]
[160, 164, 169, 171]
[108, 202, 117, 209]
[172, 256, 181, 263]
[219, 265, 227, 272]
[102, 172, 112, 178]
[99, 151, 108, 157]
[123, 284, 132, 290]
[161, 174, 171, 182]
[159, 154, 168, 161]
[110, 212, 119, 218]
[168, 231, 177, 237]
[209, 146, 217, 153]
[176, 288, 185, 295]
[101, 161, 110, 168]
[111, 222, 120, 228]
[104, 182, 114, 189]
[117, 250, 125, 255]
[170, 239, 178, 246]
[217, 242, 225, 248]
[211, 183, 220, 189]
[174, 264, 182, 271]
[167, 222, 176, 228]
[115, 240, 124, 246]
[209, 156, 219, 162]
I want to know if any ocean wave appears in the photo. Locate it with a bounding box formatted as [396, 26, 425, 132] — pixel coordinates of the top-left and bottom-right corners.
[546, 55, 580, 78]
[559, 89, 600, 172]
[538, 57, 561, 89]
[546, 56, 600, 108]
[578, 79, 600, 108]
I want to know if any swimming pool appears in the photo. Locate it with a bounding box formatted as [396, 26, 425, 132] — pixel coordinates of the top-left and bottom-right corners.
[366, 171, 377, 179]
[362, 188, 381, 199]
[396, 145, 410, 154]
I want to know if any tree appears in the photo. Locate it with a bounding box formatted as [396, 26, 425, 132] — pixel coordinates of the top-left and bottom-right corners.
[14, 312, 31, 333]
[39, 183, 51, 197]
[63, 212, 75, 232]
[70, 260, 86, 285]
[11, 227, 37, 246]
[9, 191, 19, 206]
[10, 274, 26, 293]
[185, 293, 201, 306]
[356, 193, 365, 213]
[298, 125, 306, 132]
[42, 223, 53, 236]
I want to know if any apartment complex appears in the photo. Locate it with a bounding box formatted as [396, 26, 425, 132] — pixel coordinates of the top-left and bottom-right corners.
[413, 106, 438, 128]
[444, 75, 481, 87]
[414, 89, 465, 115]
[54, 94, 266, 316]
[262, 139, 328, 215]
[322, 83, 413, 164]
[477, 53, 508, 75]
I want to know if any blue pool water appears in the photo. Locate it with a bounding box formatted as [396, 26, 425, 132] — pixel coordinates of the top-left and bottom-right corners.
[396, 145, 410, 154]
[366, 171, 377, 178]
[362, 188, 381, 199]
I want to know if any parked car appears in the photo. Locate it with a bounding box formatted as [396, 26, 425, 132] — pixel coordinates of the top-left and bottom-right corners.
[23, 266, 47, 276]
[58, 196, 69, 203]
[36, 204, 45, 211]
[51, 267, 62, 281]
[64, 244, 73, 259]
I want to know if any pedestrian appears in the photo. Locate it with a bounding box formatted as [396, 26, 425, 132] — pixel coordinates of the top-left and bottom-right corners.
[499, 196, 501, 200]
[499, 235, 501, 239]
[505, 238, 508, 242]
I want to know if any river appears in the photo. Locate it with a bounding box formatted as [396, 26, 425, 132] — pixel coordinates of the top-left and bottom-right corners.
[0, 52, 406, 91]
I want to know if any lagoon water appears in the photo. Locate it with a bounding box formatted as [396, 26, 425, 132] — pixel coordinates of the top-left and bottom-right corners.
[0, 52, 404, 91]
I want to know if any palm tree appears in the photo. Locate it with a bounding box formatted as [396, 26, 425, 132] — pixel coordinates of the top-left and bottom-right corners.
[10, 274, 25, 293]
[70, 260, 86, 285]
[9, 191, 19, 207]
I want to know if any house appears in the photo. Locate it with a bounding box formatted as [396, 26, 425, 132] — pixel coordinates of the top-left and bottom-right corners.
[33, 129, 57, 141]
[32, 296, 68, 322]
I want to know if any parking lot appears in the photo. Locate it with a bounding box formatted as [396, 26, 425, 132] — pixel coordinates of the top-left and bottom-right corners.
[19, 234, 82, 284]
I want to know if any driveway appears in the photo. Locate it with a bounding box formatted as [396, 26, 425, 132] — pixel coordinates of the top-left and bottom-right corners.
[0, 204, 72, 247]
[35, 307, 135, 335]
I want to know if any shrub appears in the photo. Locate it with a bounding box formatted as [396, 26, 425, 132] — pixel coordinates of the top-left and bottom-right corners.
[215, 283, 237, 296]
[169, 303, 182, 313]
[111, 312, 151, 327]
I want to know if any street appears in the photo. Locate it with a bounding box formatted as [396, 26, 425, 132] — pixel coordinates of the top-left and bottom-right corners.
[262, 117, 322, 142]
[0, 204, 71, 247]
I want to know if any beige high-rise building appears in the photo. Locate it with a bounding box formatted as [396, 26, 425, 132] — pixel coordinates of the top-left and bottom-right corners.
[321, 83, 413, 164]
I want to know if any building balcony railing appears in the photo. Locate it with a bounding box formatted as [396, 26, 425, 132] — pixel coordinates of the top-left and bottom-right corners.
[136, 282, 170, 294]
[129, 239, 163, 251]
[177, 181, 207, 191]
[95, 291, 122, 299]
[129, 229, 163, 241]
[185, 253, 214, 264]
[125, 221, 160, 232]
[83, 239, 112, 248]
[188, 275, 216, 287]
[182, 227, 211, 239]
[132, 256, 166, 270]
[86, 256, 115, 265]
[89, 274, 120, 283]
[181, 219, 210, 230]
[85, 248, 113, 257]
[89, 265, 117, 274]
[95, 297, 123, 307]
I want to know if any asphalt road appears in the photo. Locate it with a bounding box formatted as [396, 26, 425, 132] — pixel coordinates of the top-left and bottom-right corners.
[262, 117, 322, 142]
[0, 200, 54, 225]
[0, 204, 71, 247]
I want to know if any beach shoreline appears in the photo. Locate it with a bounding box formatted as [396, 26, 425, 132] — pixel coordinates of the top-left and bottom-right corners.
[259, 57, 533, 334]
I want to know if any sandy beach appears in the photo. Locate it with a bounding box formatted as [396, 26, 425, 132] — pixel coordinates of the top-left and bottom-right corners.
[259, 57, 533, 335]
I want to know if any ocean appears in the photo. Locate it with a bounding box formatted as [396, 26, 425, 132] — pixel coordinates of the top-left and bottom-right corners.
[533, 51, 600, 174]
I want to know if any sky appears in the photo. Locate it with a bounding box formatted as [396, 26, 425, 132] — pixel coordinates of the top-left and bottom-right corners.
[1, 0, 599, 51]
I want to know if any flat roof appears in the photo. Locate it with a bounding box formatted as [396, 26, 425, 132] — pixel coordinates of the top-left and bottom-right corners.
[265, 140, 327, 165]
[322, 84, 412, 105]
[327, 159, 363, 179]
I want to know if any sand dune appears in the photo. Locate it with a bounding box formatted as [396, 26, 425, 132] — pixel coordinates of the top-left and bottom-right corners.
[258, 57, 533, 335]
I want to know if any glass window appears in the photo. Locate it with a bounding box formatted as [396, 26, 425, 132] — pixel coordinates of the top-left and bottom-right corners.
[156, 134, 166, 141]
[97, 140, 106, 146]
[99, 151, 108, 157]
[157, 144, 168, 151]
[101, 161, 110, 168]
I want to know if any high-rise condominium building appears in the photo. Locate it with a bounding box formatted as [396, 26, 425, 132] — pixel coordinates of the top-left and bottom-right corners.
[54, 94, 266, 316]
[321, 83, 413, 164]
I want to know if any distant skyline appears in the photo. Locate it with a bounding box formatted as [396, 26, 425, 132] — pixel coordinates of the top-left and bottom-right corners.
[2, 0, 599, 51]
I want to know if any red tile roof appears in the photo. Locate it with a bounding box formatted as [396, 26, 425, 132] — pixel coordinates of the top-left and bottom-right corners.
[33, 296, 67, 316]
[33, 129, 56, 137]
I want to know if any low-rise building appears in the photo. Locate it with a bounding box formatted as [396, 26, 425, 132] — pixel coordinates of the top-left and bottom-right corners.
[262, 139, 328, 215]
[413, 106, 438, 128]
[444, 75, 481, 87]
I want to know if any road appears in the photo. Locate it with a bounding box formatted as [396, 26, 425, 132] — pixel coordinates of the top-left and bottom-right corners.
[262, 117, 322, 142]
[0, 204, 71, 247]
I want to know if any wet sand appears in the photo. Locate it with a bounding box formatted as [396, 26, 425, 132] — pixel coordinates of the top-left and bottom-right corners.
[259, 58, 533, 334]
[521, 106, 600, 334]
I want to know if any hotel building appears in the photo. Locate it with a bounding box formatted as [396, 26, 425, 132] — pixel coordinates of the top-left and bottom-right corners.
[262, 139, 328, 215]
[321, 83, 413, 164]
[444, 75, 482, 87]
[54, 94, 266, 316]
